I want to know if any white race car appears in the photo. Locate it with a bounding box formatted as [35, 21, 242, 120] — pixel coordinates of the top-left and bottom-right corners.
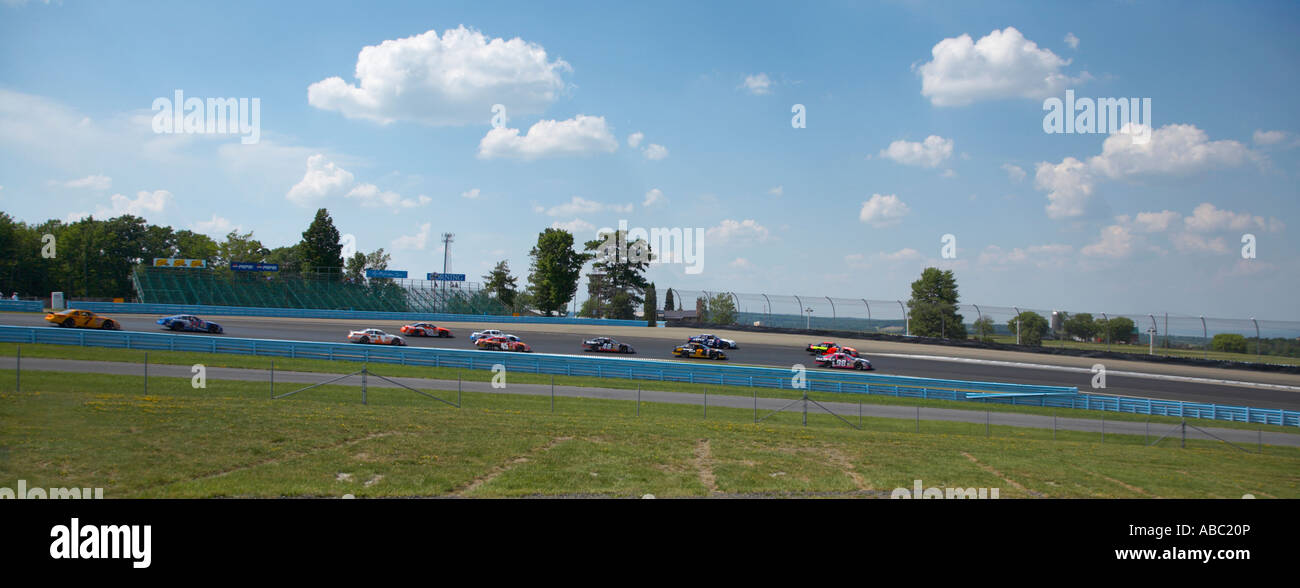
[347, 328, 406, 346]
[470, 328, 504, 342]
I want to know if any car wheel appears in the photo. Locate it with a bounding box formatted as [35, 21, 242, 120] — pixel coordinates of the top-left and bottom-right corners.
[358, 336, 369, 344]
[61, 318, 74, 328]
[208, 325, 219, 333]
[170, 321, 183, 331]
[101, 321, 115, 330]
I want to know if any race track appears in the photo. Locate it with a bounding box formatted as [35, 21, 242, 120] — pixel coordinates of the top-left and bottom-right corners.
[6, 312, 1300, 410]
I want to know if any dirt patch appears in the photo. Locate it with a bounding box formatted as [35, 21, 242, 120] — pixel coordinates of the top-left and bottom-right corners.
[364, 474, 384, 487]
[961, 452, 1044, 497]
[693, 439, 720, 494]
[179, 430, 400, 485]
[1074, 466, 1157, 497]
[335, 472, 353, 483]
[822, 446, 871, 491]
[453, 436, 572, 496]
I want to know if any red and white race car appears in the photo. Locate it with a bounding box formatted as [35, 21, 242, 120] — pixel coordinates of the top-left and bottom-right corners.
[815, 351, 873, 370]
[347, 328, 406, 346]
[400, 322, 452, 338]
[475, 334, 532, 352]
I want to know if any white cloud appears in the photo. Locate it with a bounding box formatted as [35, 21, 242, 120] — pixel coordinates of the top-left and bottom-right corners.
[1035, 124, 1253, 219]
[71, 189, 173, 222]
[1253, 129, 1288, 146]
[60, 174, 112, 190]
[286, 154, 427, 209]
[391, 222, 432, 251]
[642, 143, 669, 160]
[1064, 33, 1080, 49]
[858, 194, 910, 228]
[192, 214, 239, 236]
[550, 218, 595, 234]
[461, 188, 481, 199]
[542, 195, 633, 217]
[1001, 163, 1026, 183]
[917, 26, 1087, 106]
[941, 169, 957, 178]
[478, 115, 618, 160]
[876, 248, 922, 262]
[643, 188, 665, 207]
[1080, 225, 1133, 258]
[307, 26, 570, 125]
[768, 185, 783, 196]
[742, 73, 773, 95]
[1170, 232, 1229, 253]
[879, 135, 953, 167]
[627, 132, 644, 148]
[1183, 202, 1283, 233]
[706, 219, 770, 243]
[1130, 210, 1181, 233]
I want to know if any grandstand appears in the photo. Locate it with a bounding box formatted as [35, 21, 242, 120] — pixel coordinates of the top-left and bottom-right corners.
[132, 267, 510, 315]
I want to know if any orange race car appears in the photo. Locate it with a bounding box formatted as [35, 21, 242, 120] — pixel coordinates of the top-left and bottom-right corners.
[400, 322, 452, 338]
[45, 309, 121, 330]
[475, 334, 532, 352]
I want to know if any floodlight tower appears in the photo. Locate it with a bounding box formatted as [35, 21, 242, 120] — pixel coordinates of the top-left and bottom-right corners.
[441, 232, 454, 275]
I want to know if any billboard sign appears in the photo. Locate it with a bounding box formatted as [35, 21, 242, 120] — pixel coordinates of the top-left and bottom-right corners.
[427, 273, 466, 281]
[154, 258, 207, 268]
[365, 269, 408, 279]
[230, 261, 280, 272]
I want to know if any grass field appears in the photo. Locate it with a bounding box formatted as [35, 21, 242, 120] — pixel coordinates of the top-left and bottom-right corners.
[1, 342, 1295, 435]
[980, 334, 1300, 366]
[1, 367, 1297, 498]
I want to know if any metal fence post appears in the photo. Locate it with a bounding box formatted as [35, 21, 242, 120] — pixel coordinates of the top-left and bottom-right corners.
[915, 406, 919, 433]
[550, 375, 554, 413]
[1258, 429, 1262, 454]
[270, 360, 275, 398]
[986, 411, 990, 437]
[1053, 413, 1056, 441]
[1181, 418, 1186, 448]
[457, 370, 462, 409]
[361, 365, 367, 405]
[753, 388, 757, 423]
[704, 388, 708, 419]
[144, 351, 148, 395]
[1101, 413, 1105, 443]
[15, 345, 19, 393]
[636, 385, 640, 417]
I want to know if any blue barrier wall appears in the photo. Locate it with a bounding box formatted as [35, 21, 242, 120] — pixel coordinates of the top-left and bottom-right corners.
[0, 300, 44, 313]
[61, 301, 656, 327]
[2, 325, 1295, 427]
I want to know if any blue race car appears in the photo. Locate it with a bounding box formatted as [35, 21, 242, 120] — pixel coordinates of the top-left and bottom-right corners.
[157, 314, 224, 334]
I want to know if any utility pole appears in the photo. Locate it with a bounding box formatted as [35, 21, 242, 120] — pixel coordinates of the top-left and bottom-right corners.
[440, 232, 454, 307]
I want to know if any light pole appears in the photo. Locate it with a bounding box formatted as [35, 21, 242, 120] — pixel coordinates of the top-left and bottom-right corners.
[805, 307, 814, 329]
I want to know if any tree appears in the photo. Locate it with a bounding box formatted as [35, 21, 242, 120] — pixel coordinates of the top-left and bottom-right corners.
[265, 244, 303, 275]
[1212, 333, 1248, 354]
[482, 260, 519, 308]
[1094, 316, 1136, 344]
[906, 267, 966, 339]
[172, 230, 218, 262]
[527, 228, 591, 316]
[644, 282, 658, 326]
[606, 291, 636, 320]
[1008, 311, 1049, 347]
[1063, 312, 1098, 341]
[216, 229, 269, 270]
[663, 288, 675, 312]
[705, 293, 737, 325]
[299, 208, 343, 277]
[973, 316, 995, 342]
[582, 229, 652, 312]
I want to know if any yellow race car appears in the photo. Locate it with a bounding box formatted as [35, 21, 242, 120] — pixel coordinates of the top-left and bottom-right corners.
[45, 309, 121, 330]
[672, 342, 727, 360]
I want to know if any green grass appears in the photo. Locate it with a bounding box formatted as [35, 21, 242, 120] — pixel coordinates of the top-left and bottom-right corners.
[1, 342, 1295, 435]
[0, 369, 1297, 498]
[979, 334, 1300, 366]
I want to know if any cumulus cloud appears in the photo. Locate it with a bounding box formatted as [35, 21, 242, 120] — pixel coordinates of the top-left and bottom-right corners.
[1080, 225, 1133, 258]
[627, 132, 644, 148]
[706, 219, 770, 243]
[308, 26, 570, 125]
[541, 195, 633, 217]
[642, 188, 665, 207]
[1035, 124, 1254, 219]
[192, 214, 239, 236]
[391, 222, 432, 251]
[742, 73, 773, 95]
[879, 135, 953, 167]
[1130, 210, 1181, 233]
[550, 218, 595, 233]
[286, 154, 428, 209]
[1183, 202, 1283, 233]
[69, 189, 174, 223]
[1064, 32, 1080, 49]
[1001, 163, 1026, 183]
[917, 26, 1087, 106]
[1252, 129, 1289, 146]
[1170, 232, 1229, 253]
[59, 174, 112, 190]
[642, 143, 669, 160]
[461, 188, 481, 199]
[478, 115, 618, 160]
[858, 194, 910, 227]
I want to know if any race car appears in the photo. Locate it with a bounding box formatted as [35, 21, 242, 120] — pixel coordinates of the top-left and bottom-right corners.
[156, 314, 223, 334]
[815, 352, 873, 370]
[475, 334, 531, 352]
[469, 329, 504, 343]
[582, 336, 635, 354]
[400, 322, 452, 338]
[807, 341, 856, 356]
[689, 333, 738, 349]
[672, 342, 727, 360]
[346, 328, 406, 346]
[45, 309, 120, 330]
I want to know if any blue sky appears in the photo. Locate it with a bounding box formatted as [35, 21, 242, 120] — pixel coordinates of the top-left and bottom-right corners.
[1, 0, 1297, 320]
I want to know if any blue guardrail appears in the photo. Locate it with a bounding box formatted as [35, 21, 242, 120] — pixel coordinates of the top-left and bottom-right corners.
[0, 300, 44, 313]
[59, 301, 656, 327]
[2, 325, 1296, 427]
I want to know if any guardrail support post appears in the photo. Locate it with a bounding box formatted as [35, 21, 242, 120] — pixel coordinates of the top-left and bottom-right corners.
[550, 374, 554, 413]
[361, 365, 367, 405]
[704, 388, 708, 419]
[15, 345, 20, 393]
[636, 385, 640, 417]
[270, 360, 275, 398]
[143, 351, 148, 395]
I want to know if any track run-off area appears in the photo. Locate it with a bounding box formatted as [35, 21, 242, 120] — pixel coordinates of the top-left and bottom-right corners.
[3, 311, 1299, 410]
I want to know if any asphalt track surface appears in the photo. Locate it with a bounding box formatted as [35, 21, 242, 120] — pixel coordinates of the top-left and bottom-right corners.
[12, 356, 1297, 448]
[5, 313, 1300, 410]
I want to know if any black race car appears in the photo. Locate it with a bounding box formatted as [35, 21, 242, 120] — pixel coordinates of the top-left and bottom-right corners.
[582, 336, 636, 354]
